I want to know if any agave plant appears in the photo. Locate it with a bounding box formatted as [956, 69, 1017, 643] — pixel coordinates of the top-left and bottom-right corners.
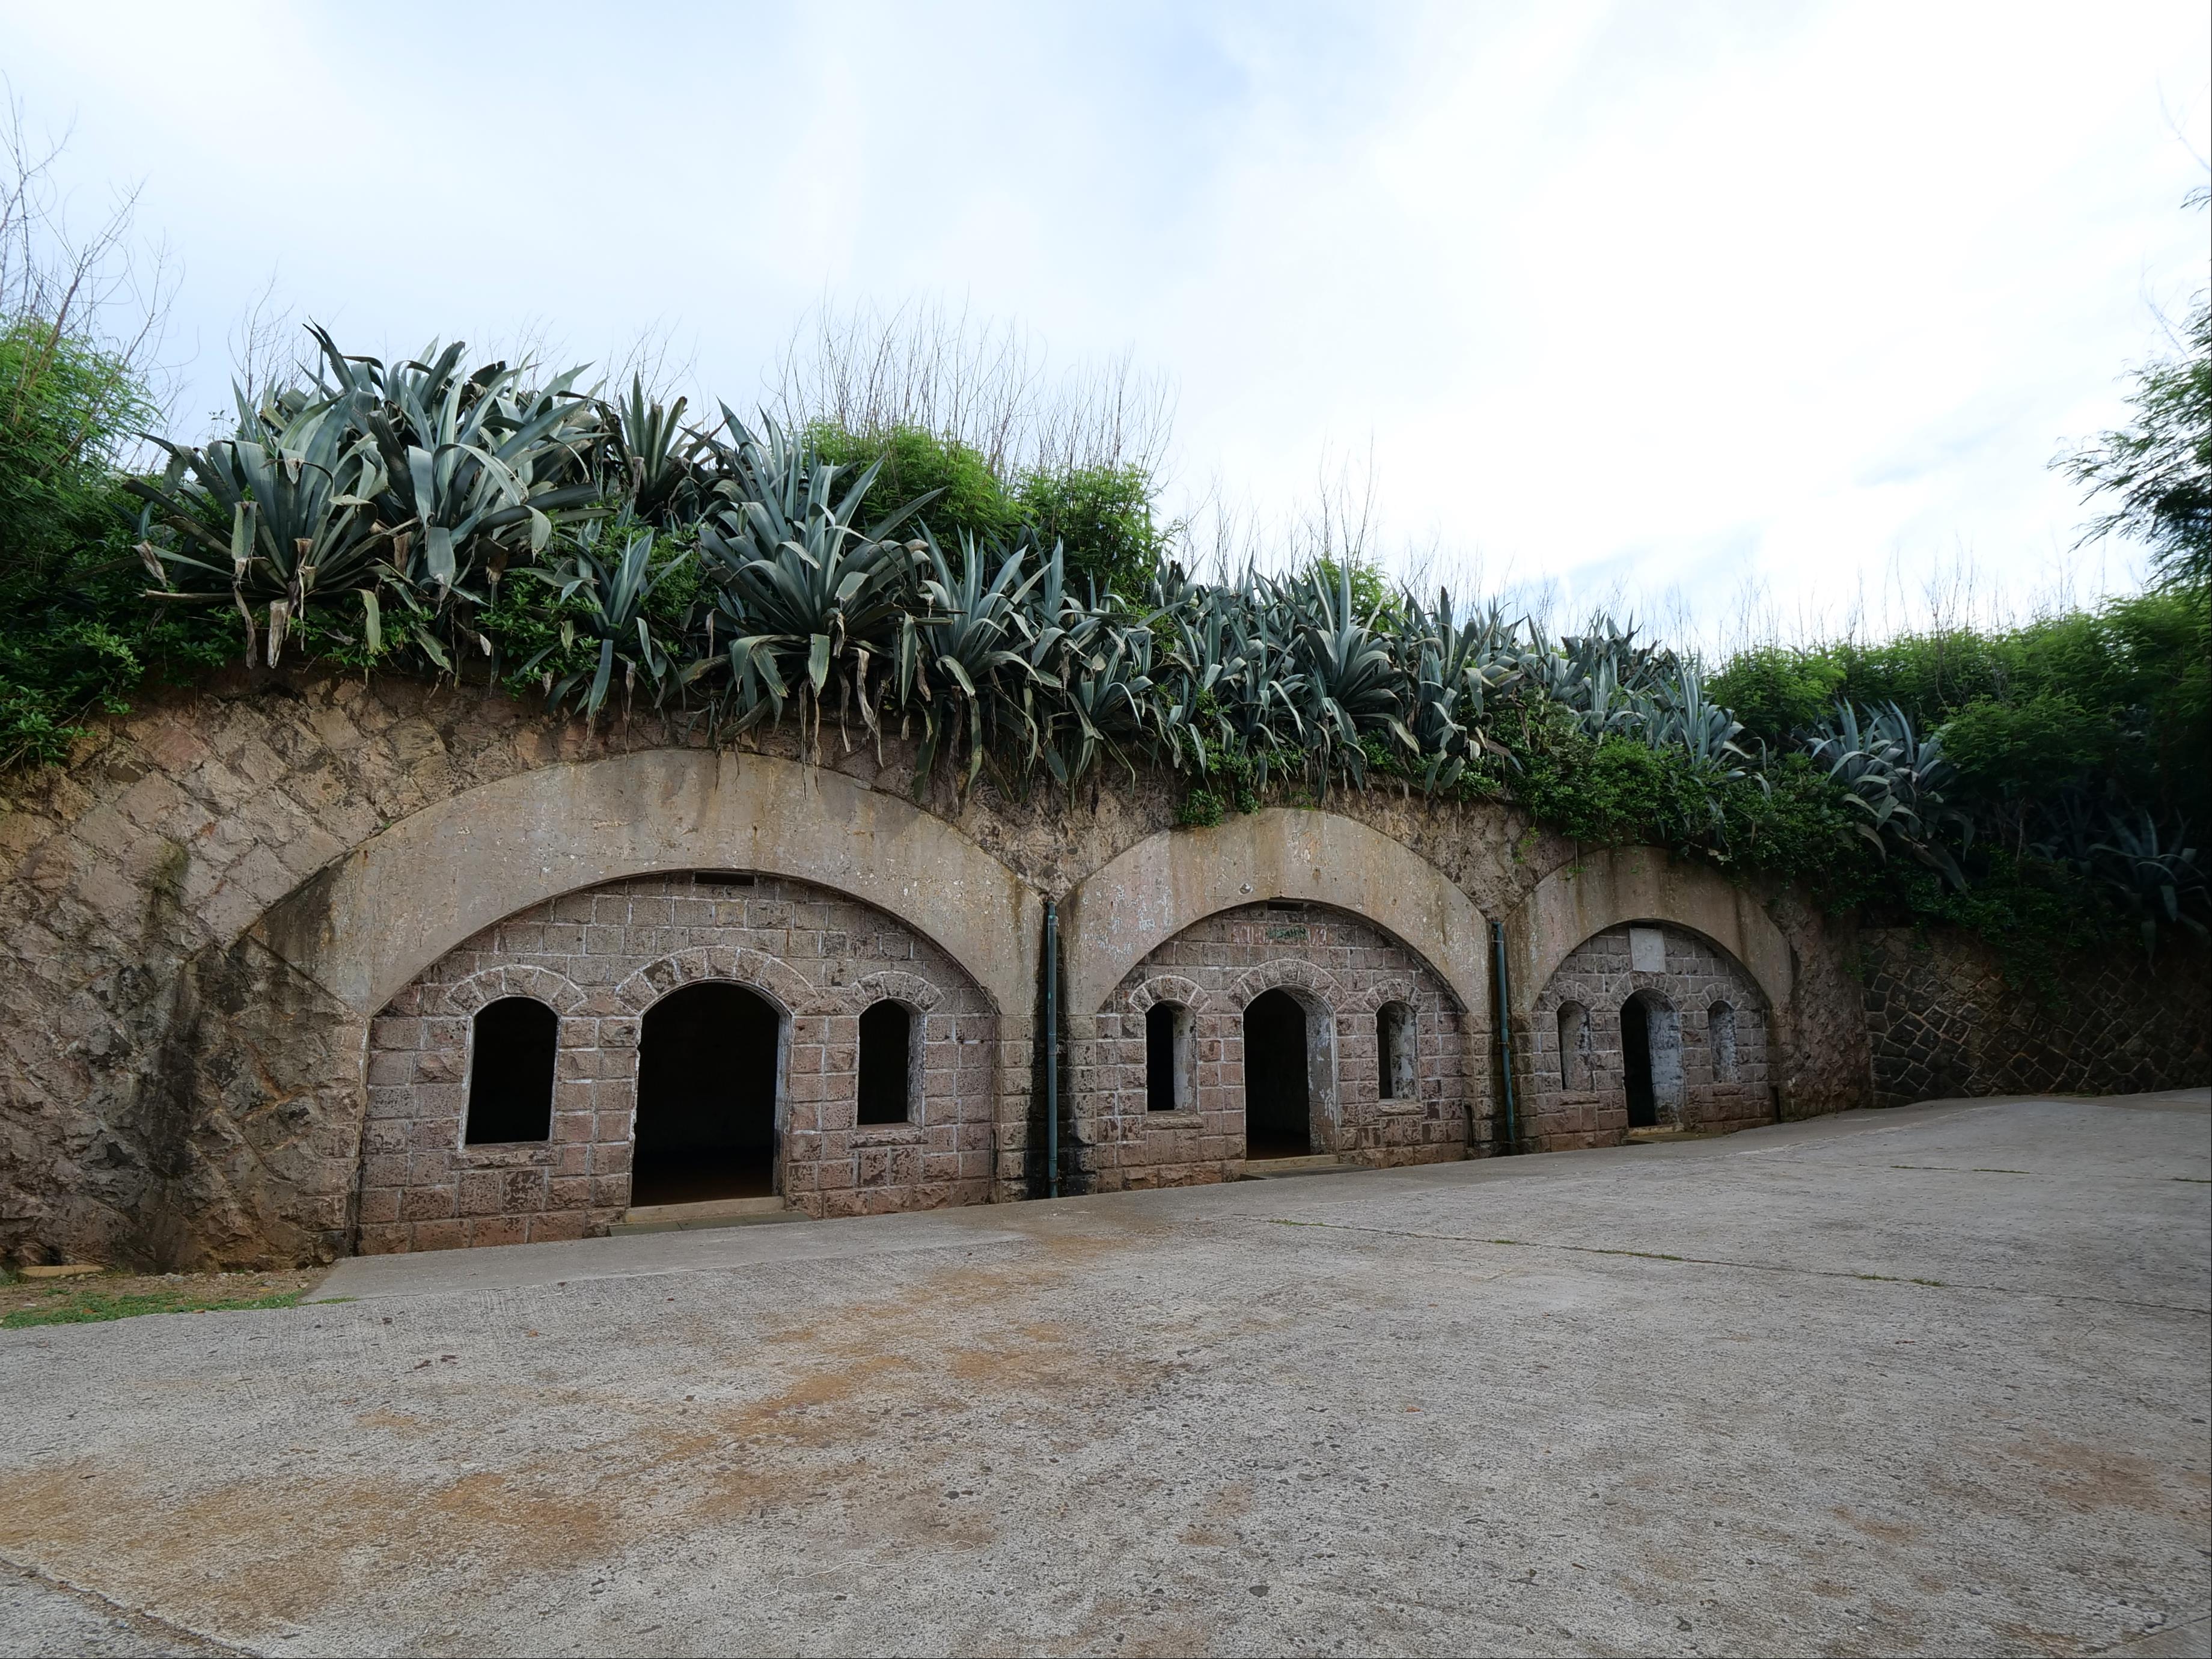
[1403, 591, 1523, 793]
[911, 532, 1044, 787]
[691, 411, 932, 756]
[1805, 701, 1969, 885]
[600, 377, 709, 525]
[303, 326, 603, 595]
[522, 523, 690, 721]
[128, 387, 403, 664]
[1289, 562, 1413, 789]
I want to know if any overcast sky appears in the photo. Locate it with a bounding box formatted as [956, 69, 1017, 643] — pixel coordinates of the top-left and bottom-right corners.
[6, 1, 2206, 643]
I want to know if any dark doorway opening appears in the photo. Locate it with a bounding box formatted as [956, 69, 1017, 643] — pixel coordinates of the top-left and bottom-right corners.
[1244, 989, 1312, 1158]
[634, 983, 780, 1206]
[1622, 996, 1657, 1128]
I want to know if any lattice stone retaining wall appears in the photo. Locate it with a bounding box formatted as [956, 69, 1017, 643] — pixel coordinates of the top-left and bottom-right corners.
[1860, 930, 2211, 1108]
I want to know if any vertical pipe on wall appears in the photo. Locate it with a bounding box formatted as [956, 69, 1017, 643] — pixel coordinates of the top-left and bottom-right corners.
[1045, 899, 1060, 1199]
[1491, 920, 1518, 1155]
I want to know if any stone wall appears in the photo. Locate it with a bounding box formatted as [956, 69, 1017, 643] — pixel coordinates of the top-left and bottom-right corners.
[12, 663, 2187, 1272]
[361, 872, 999, 1249]
[1519, 922, 1774, 1149]
[1080, 900, 1479, 1190]
[1861, 930, 2212, 1108]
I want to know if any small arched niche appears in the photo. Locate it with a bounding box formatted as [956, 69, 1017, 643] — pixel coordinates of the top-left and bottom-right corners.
[1556, 1001, 1592, 1093]
[1708, 1001, 1739, 1083]
[1376, 1001, 1417, 1102]
[465, 997, 558, 1145]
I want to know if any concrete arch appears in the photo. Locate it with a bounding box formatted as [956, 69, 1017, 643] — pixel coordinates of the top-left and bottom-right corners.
[1503, 846, 1791, 1016]
[250, 750, 1042, 1019]
[1059, 808, 1490, 1021]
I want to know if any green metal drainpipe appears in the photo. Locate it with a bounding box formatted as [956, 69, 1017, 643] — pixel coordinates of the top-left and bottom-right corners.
[1045, 899, 1060, 1198]
[1491, 919, 1518, 1154]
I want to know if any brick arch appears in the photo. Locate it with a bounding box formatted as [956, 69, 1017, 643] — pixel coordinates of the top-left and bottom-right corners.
[439, 963, 587, 1019]
[840, 970, 946, 1015]
[251, 750, 1042, 1019]
[1059, 808, 1489, 1021]
[1223, 956, 1348, 1015]
[1342, 974, 1420, 1018]
[613, 946, 825, 1019]
[1125, 974, 1215, 1016]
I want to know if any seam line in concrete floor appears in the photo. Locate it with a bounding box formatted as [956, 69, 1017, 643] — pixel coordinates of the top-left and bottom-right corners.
[2092, 1611, 2212, 1658]
[0, 1553, 252, 1657]
[1256, 1218, 2212, 1316]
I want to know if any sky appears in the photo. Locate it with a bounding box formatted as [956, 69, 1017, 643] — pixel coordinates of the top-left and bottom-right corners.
[4, 0, 2206, 646]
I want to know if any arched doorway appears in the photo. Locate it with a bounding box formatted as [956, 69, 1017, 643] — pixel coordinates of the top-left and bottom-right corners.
[1620, 991, 1682, 1130]
[634, 983, 782, 1205]
[1244, 989, 1313, 1158]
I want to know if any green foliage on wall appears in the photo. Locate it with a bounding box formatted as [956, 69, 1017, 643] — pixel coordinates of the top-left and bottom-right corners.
[1, 315, 2205, 977]
[0, 325, 235, 768]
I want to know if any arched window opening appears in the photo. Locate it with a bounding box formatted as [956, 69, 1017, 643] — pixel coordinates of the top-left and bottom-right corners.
[465, 997, 557, 1145]
[1377, 1001, 1417, 1101]
[1556, 1002, 1591, 1092]
[858, 1000, 918, 1125]
[1244, 989, 1312, 1158]
[1709, 1001, 1738, 1083]
[635, 982, 781, 1205]
[1146, 1001, 1193, 1113]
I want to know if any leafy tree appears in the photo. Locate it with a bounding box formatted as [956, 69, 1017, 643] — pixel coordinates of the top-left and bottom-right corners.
[0, 325, 230, 769]
[1706, 646, 1845, 744]
[2061, 292, 2211, 588]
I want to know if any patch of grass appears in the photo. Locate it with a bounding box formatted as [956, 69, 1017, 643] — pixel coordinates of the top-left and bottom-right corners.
[2, 1287, 303, 1328]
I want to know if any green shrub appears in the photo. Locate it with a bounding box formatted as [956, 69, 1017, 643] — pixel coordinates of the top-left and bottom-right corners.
[0, 325, 235, 768]
[1015, 463, 1169, 597]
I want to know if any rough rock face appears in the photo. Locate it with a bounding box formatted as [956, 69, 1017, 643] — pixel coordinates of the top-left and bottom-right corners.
[1860, 928, 2211, 1107]
[0, 664, 2193, 1273]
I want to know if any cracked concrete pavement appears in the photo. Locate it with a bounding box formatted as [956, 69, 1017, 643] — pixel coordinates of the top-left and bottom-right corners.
[2, 1091, 2207, 1657]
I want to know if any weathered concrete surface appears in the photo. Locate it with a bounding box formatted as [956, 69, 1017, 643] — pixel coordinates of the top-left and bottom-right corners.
[1060, 808, 1494, 1021]
[2, 1091, 2205, 1657]
[1503, 846, 1793, 1014]
[254, 748, 1045, 1020]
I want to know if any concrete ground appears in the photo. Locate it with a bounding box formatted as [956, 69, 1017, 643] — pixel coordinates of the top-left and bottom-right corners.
[2, 1093, 2207, 1658]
